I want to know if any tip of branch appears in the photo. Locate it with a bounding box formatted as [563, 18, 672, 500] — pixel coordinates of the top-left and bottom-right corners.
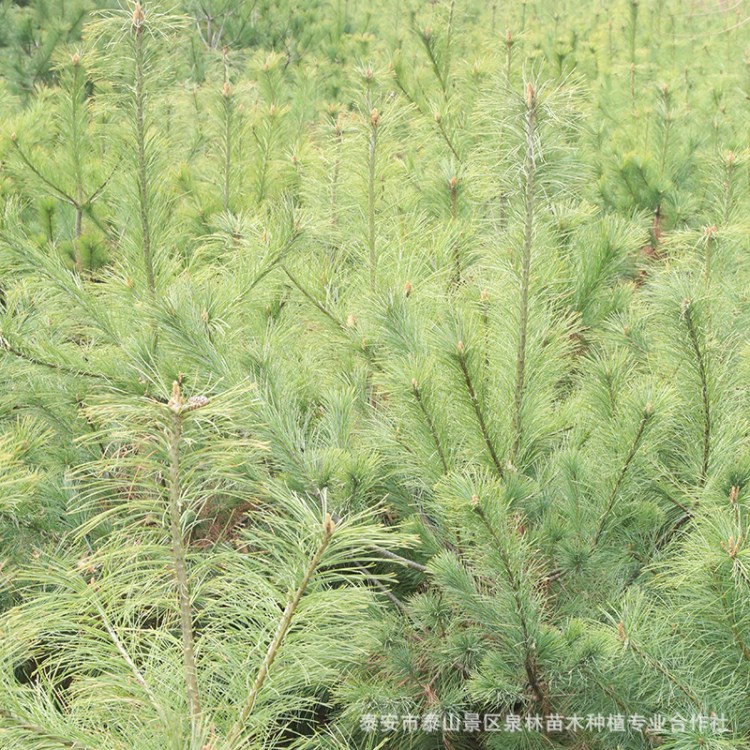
[525, 82, 536, 109]
[168, 380, 183, 412]
[617, 621, 627, 642]
[132, 2, 145, 28]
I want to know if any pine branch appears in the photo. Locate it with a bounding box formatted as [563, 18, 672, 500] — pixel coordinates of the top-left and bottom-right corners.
[444, 0, 456, 84]
[356, 565, 412, 615]
[221, 51, 233, 212]
[234, 229, 301, 306]
[456, 341, 504, 478]
[330, 116, 343, 229]
[505, 29, 515, 81]
[392, 72, 462, 162]
[84, 158, 121, 208]
[0, 708, 102, 750]
[10, 137, 77, 206]
[472, 500, 549, 713]
[371, 545, 428, 572]
[90, 593, 171, 728]
[410, 378, 449, 473]
[448, 175, 463, 283]
[657, 301, 714, 550]
[280, 264, 348, 332]
[0, 334, 108, 381]
[618, 622, 703, 711]
[716, 579, 750, 665]
[592, 404, 653, 548]
[434, 111, 462, 163]
[416, 27, 447, 95]
[225, 513, 336, 747]
[682, 300, 711, 486]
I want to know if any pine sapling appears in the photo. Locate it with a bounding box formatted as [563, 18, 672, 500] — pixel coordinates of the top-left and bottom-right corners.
[9, 53, 114, 273]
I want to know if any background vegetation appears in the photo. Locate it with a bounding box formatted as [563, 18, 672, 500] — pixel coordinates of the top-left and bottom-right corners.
[1, 0, 750, 748]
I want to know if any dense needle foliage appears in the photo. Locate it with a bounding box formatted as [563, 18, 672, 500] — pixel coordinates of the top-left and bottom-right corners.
[1, 1, 750, 749]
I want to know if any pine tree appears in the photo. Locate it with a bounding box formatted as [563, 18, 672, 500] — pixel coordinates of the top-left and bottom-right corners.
[2, 1, 750, 749]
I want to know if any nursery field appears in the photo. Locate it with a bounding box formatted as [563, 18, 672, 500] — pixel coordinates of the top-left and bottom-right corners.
[1, 0, 750, 748]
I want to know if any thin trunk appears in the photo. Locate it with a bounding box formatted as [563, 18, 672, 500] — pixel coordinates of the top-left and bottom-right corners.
[511, 83, 538, 465]
[367, 109, 379, 287]
[71, 61, 84, 270]
[133, 15, 156, 295]
[223, 91, 232, 212]
[167, 386, 202, 728]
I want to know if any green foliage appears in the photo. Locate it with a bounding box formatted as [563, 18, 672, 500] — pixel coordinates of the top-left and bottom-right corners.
[2, 1, 750, 749]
